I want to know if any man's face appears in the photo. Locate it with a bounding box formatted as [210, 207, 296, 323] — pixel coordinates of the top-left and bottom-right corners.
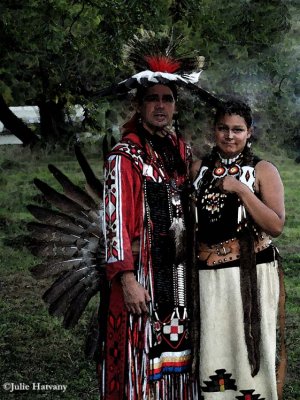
[138, 84, 176, 135]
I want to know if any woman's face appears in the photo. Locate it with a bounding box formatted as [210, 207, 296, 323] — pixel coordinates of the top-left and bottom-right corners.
[214, 114, 251, 158]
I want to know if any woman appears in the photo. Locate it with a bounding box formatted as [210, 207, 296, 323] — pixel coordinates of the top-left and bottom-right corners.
[191, 100, 286, 399]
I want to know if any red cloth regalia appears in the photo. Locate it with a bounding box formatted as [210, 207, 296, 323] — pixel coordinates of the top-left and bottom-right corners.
[100, 125, 198, 399]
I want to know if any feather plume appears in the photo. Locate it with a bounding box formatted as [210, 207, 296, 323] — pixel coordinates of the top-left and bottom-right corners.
[74, 145, 103, 201]
[27, 222, 84, 245]
[185, 82, 222, 108]
[27, 205, 86, 235]
[84, 308, 100, 359]
[30, 259, 86, 279]
[124, 31, 201, 74]
[48, 164, 97, 210]
[169, 217, 186, 263]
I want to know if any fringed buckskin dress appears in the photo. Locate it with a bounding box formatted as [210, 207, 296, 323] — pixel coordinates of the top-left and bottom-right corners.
[193, 149, 284, 400]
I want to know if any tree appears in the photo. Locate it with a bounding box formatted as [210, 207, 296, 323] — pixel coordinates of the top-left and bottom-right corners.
[0, 0, 298, 154]
[171, 0, 299, 153]
[0, 0, 171, 146]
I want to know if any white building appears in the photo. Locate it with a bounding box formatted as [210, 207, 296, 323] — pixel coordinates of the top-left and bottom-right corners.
[0, 105, 84, 145]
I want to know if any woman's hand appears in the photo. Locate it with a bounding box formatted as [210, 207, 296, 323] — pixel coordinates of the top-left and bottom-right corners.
[215, 175, 244, 194]
[121, 272, 151, 315]
[215, 161, 285, 237]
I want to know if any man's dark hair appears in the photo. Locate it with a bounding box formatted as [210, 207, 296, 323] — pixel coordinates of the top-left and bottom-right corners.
[214, 99, 253, 128]
[135, 83, 178, 105]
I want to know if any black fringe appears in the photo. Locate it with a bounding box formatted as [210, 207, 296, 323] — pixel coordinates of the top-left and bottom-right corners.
[276, 253, 287, 400]
[238, 228, 261, 376]
[186, 199, 200, 379]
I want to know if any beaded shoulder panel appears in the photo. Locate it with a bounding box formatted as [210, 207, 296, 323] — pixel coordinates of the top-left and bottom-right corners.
[110, 140, 144, 176]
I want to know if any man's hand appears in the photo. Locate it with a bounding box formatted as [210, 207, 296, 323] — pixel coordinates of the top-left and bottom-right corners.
[120, 272, 151, 315]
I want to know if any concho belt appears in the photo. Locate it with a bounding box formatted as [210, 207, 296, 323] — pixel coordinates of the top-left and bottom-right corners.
[198, 234, 272, 266]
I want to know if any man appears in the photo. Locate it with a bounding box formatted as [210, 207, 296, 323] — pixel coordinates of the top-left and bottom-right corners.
[101, 81, 196, 399]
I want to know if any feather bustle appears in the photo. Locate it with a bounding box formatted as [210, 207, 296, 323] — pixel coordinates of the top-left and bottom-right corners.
[48, 271, 101, 318]
[27, 222, 84, 245]
[43, 267, 96, 304]
[34, 178, 85, 214]
[27, 145, 106, 360]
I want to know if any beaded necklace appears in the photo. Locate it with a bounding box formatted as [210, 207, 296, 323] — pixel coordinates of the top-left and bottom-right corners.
[144, 134, 188, 321]
[146, 135, 184, 224]
[212, 152, 243, 179]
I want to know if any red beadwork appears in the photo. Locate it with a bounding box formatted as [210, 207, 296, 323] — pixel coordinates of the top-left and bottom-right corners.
[154, 321, 161, 331]
[228, 165, 240, 175]
[213, 166, 226, 177]
[157, 333, 162, 344]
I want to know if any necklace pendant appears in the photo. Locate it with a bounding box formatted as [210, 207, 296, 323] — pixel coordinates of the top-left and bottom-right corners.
[228, 164, 241, 177]
[171, 193, 181, 206]
[170, 178, 180, 191]
[212, 165, 227, 179]
[217, 152, 242, 165]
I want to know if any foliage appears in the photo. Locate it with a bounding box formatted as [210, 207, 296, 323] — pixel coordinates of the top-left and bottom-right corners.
[0, 0, 169, 102]
[177, 0, 299, 153]
[0, 0, 171, 144]
[0, 0, 299, 152]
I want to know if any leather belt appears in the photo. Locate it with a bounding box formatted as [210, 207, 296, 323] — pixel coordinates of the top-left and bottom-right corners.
[198, 234, 272, 266]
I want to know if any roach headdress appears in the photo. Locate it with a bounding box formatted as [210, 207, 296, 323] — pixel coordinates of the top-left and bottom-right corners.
[97, 31, 221, 107]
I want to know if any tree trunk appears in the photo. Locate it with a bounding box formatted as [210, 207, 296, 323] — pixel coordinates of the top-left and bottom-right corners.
[38, 99, 71, 145]
[0, 94, 39, 147]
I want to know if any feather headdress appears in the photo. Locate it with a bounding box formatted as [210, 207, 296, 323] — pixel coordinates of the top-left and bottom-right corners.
[96, 30, 221, 107]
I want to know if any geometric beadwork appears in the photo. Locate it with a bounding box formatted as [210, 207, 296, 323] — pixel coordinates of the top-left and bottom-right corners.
[236, 389, 265, 400]
[163, 318, 184, 342]
[202, 369, 237, 392]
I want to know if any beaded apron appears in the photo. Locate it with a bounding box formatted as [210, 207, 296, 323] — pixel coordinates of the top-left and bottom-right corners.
[142, 134, 192, 385]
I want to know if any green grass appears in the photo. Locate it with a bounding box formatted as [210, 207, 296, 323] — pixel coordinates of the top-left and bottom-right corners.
[0, 144, 299, 399]
[251, 148, 300, 399]
[0, 146, 101, 399]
